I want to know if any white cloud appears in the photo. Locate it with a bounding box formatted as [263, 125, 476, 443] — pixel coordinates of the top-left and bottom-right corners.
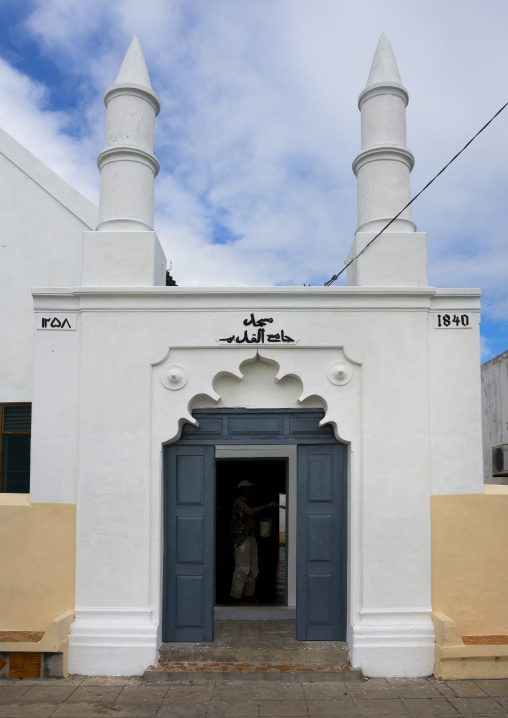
[0, 56, 99, 203]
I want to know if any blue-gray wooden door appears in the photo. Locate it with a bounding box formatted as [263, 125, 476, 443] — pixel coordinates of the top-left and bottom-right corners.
[163, 444, 215, 642]
[296, 444, 347, 640]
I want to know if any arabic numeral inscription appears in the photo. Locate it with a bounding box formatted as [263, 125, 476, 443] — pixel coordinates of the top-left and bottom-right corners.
[436, 313, 470, 328]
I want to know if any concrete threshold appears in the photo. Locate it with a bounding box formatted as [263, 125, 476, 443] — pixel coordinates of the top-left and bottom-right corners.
[147, 620, 359, 682]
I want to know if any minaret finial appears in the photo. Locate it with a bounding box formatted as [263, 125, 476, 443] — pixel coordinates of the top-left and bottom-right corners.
[114, 36, 153, 88]
[366, 33, 402, 87]
[96, 36, 160, 232]
[352, 33, 415, 235]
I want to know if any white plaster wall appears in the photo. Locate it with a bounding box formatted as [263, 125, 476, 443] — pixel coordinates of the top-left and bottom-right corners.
[481, 350, 508, 484]
[30, 296, 81, 504]
[0, 128, 97, 405]
[427, 290, 483, 495]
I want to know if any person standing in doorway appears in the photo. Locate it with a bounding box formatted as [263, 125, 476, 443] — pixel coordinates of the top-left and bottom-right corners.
[230, 480, 278, 604]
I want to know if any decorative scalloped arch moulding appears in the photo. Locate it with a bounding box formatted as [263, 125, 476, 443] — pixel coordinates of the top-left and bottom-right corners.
[152, 346, 361, 445]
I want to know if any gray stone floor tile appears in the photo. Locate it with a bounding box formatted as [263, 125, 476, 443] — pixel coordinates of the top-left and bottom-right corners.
[307, 698, 359, 716]
[474, 681, 508, 698]
[257, 682, 306, 700]
[0, 687, 33, 702]
[303, 684, 350, 700]
[206, 700, 259, 716]
[19, 685, 77, 702]
[0, 704, 61, 718]
[343, 686, 399, 699]
[403, 698, 459, 715]
[355, 698, 410, 715]
[430, 684, 456, 700]
[448, 697, 507, 714]
[115, 686, 168, 703]
[155, 702, 209, 717]
[161, 684, 214, 702]
[82, 678, 132, 687]
[51, 703, 108, 717]
[446, 682, 489, 698]
[212, 682, 259, 700]
[259, 700, 308, 716]
[391, 685, 443, 699]
[103, 705, 158, 717]
[68, 686, 123, 703]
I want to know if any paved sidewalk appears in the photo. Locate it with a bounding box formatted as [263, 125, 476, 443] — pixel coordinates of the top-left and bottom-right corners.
[1, 675, 508, 717]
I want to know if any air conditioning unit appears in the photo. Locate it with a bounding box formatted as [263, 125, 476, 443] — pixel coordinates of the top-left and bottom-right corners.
[492, 445, 508, 476]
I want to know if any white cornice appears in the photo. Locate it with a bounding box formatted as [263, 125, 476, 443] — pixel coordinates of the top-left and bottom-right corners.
[31, 285, 481, 313]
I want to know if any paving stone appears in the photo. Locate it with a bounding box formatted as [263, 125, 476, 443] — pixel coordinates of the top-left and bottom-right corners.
[426, 683, 456, 700]
[206, 700, 259, 715]
[161, 684, 214, 702]
[446, 681, 489, 698]
[390, 685, 443, 699]
[259, 700, 309, 716]
[19, 685, 77, 701]
[0, 687, 32, 702]
[82, 678, 132, 687]
[448, 696, 507, 714]
[51, 703, 108, 717]
[103, 705, 158, 717]
[303, 683, 350, 700]
[342, 686, 398, 700]
[0, 703, 62, 718]
[307, 698, 358, 715]
[115, 686, 168, 703]
[474, 680, 508, 697]
[67, 686, 123, 703]
[403, 698, 459, 715]
[354, 698, 410, 715]
[257, 682, 305, 700]
[155, 702, 209, 716]
[212, 682, 259, 700]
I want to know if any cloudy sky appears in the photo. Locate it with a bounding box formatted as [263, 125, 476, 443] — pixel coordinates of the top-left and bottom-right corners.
[0, 0, 506, 360]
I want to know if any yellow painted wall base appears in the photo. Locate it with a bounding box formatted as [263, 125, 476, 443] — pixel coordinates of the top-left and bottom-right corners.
[432, 491, 508, 636]
[0, 502, 75, 631]
[433, 613, 508, 680]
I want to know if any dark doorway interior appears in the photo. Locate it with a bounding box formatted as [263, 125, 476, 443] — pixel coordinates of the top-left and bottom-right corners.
[215, 459, 287, 605]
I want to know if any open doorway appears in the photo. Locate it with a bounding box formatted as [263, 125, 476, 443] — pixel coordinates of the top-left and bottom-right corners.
[215, 459, 287, 606]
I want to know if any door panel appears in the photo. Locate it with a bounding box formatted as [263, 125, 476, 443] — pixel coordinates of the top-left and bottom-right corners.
[164, 444, 215, 641]
[297, 444, 347, 640]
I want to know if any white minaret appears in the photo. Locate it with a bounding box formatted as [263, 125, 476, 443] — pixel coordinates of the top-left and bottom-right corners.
[346, 34, 428, 287]
[82, 37, 167, 286]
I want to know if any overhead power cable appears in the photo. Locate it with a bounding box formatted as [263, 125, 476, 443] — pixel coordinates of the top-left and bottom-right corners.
[324, 101, 508, 286]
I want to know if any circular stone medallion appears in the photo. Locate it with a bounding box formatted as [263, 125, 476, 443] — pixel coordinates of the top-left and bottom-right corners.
[161, 364, 188, 391]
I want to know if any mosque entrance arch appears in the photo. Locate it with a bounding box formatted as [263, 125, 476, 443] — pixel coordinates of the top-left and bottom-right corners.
[162, 409, 347, 642]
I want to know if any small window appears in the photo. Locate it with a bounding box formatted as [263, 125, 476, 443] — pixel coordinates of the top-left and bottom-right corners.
[0, 404, 31, 493]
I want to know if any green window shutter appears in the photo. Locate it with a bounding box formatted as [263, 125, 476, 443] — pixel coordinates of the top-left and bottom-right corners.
[3, 405, 32, 432]
[1, 434, 31, 493]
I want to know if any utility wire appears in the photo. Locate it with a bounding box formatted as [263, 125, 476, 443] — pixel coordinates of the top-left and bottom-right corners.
[324, 101, 508, 286]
